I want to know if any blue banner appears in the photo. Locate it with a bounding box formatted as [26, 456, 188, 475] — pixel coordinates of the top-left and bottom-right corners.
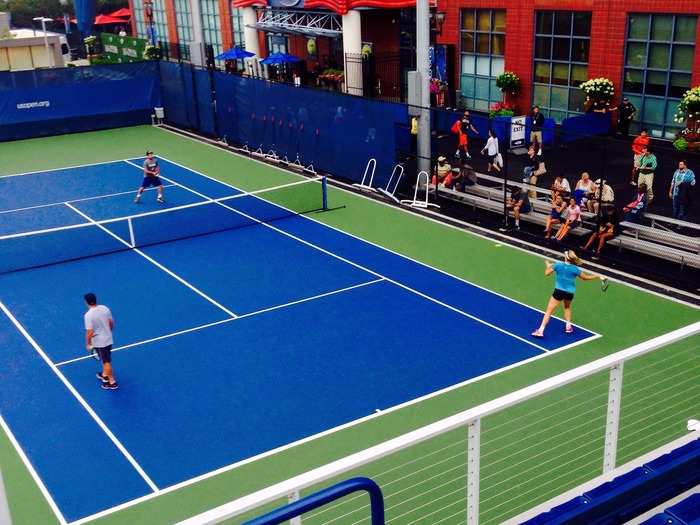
[0, 63, 161, 141]
[74, 0, 96, 37]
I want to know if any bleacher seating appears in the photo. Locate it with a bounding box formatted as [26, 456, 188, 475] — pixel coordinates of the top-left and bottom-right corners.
[427, 170, 700, 269]
[640, 493, 700, 525]
[520, 438, 700, 525]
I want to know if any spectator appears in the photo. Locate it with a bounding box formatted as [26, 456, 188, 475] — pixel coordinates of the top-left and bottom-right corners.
[506, 186, 531, 230]
[636, 146, 657, 205]
[529, 105, 545, 148]
[456, 158, 478, 191]
[544, 195, 566, 240]
[574, 172, 595, 207]
[555, 197, 582, 242]
[551, 175, 571, 199]
[669, 160, 696, 223]
[589, 179, 615, 214]
[522, 146, 541, 183]
[616, 97, 636, 138]
[480, 129, 501, 173]
[622, 183, 648, 223]
[451, 110, 478, 159]
[631, 128, 650, 183]
[432, 155, 452, 187]
[581, 207, 619, 260]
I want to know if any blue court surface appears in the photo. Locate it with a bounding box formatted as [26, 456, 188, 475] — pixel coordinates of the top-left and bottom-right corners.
[0, 158, 599, 522]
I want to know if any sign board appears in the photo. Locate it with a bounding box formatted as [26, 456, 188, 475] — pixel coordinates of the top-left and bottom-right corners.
[100, 33, 147, 63]
[510, 115, 527, 148]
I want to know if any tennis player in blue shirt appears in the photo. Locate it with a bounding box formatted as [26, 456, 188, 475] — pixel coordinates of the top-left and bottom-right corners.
[532, 250, 603, 338]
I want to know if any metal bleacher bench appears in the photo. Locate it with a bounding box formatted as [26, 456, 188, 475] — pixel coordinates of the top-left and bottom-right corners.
[429, 170, 700, 269]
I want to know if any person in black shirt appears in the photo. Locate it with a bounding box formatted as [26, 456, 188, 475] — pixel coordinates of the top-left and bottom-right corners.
[581, 208, 619, 260]
[529, 106, 545, 147]
[616, 97, 636, 138]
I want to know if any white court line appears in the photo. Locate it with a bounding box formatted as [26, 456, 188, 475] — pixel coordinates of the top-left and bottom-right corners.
[148, 154, 601, 336]
[66, 328, 606, 525]
[0, 184, 175, 215]
[152, 126, 700, 309]
[63, 202, 238, 319]
[54, 278, 385, 367]
[0, 301, 159, 493]
[0, 158, 126, 179]
[0, 414, 68, 525]
[126, 159, 555, 354]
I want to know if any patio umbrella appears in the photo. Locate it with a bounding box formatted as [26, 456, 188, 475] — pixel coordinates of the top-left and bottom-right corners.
[260, 52, 300, 65]
[108, 8, 131, 18]
[94, 14, 127, 25]
[215, 47, 255, 60]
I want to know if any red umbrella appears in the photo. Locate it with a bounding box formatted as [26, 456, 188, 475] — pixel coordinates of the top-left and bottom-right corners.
[108, 8, 131, 18]
[94, 14, 128, 25]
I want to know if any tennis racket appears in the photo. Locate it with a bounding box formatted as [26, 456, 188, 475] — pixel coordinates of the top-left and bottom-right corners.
[88, 345, 100, 361]
[600, 277, 609, 292]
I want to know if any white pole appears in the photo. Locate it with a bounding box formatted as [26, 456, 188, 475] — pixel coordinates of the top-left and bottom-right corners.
[466, 418, 481, 525]
[603, 363, 624, 473]
[41, 19, 51, 66]
[0, 469, 12, 525]
[341, 10, 362, 96]
[415, 0, 431, 175]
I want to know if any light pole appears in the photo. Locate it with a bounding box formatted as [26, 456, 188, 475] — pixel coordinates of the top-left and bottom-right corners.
[59, 0, 71, 34]
[32, 16, 55, 67]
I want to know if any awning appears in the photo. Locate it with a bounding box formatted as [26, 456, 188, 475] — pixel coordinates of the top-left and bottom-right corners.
[251, 9, 342, 38]
[108, 8, 131, 18]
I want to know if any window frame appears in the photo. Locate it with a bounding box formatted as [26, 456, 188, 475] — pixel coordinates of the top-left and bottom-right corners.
[459, 8, 506, 111]
[622, 13, 697, 139]
[532, 10, 592, 122]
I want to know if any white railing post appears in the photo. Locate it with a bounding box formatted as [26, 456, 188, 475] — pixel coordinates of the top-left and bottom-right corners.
[466, 418, 481, 525]
[0, 468, 12, 525]
[603, 363, 624, 473]
[287, 490, 301, 525]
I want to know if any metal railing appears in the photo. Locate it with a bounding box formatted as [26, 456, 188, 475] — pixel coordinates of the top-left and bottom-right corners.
[176, 321, 700, 525]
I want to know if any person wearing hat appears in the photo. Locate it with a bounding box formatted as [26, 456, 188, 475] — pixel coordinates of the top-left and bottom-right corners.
[135, 150, 165, 203]
[432, 155, 453, 187]
[616, 97, 636, 138]
[532, 250, 604, 338]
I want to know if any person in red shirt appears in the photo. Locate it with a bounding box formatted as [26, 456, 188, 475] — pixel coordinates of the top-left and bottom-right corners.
[630, 128, 649, 183]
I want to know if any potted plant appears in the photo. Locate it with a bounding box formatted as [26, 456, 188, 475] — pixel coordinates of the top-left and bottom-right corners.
[144, 44, 161, 60]
[673, 86, 700, 151]
[489, 101, 515, 118]
[579, 77, 615, 112]
[496, 71, 520, 108]
[84, 35, 97, 59]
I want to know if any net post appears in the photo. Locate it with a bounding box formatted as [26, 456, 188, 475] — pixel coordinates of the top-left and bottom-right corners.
[603, 362, 624, 473]
[0, 468, 13, 525]
[466, 417, 481, 525]
[287, 490, 301, 525]
[128, 218, 136, 248]
[321, 177, 328, 211]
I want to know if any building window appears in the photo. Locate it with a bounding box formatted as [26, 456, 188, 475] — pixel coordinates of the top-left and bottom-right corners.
[200, 0, 223, 58]
[267, 33, 288, 54]
[459, 9, 506, 111]
[532, 11, 591, 122]
[131, 0, 169, 45]
[231, 8, 245, 48]
[623, 14, 697, 139]
[174, 0, 193, 59]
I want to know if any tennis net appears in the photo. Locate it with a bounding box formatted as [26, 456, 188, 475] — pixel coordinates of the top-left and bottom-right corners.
[0, 177, 327, 275]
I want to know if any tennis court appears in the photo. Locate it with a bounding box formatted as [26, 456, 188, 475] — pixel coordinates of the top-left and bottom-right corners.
[0, 126, 697, 525]
[0, 153, 600, 522]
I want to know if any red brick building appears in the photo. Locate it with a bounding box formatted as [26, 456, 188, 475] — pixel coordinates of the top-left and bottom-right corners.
[435, 0, 700, 137]
[129, 0, 699, 137]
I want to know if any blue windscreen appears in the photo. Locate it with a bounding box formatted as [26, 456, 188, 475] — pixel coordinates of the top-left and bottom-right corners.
[214, 74, 408, 187]
[0, 63, 161, 141]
